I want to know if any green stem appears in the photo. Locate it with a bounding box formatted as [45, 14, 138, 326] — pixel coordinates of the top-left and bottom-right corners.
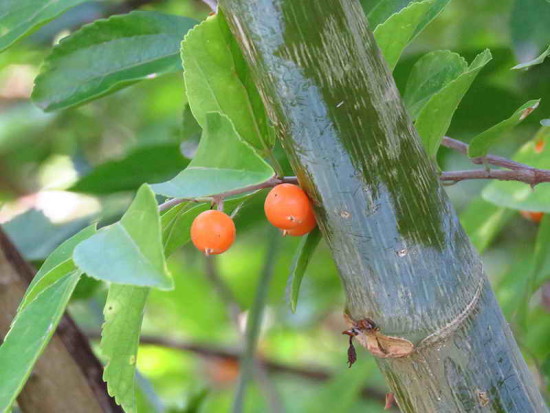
[232, 227, 281, 413]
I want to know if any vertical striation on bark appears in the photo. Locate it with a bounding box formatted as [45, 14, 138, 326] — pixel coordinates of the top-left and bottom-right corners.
[0, 229, 120, 413]
[219, 0, 548, 411]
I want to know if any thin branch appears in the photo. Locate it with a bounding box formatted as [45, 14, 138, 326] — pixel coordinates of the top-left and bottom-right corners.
[158, 176, 298, 212]
[441, 136, 534, 172]
[85, 332, 387, 402]
[159, 137, 550, 215]
[440, 169, 550, 185]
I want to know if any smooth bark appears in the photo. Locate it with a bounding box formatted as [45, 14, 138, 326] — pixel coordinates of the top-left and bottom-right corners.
[218, 1, 548, 411]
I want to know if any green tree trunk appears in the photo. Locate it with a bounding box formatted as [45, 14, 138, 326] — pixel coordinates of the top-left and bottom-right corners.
[218, 0, 548, 411]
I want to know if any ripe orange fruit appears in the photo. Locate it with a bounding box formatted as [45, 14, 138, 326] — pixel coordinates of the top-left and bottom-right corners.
[520, 210, 544, 223]
[264, 184, 313, 230]
[191, 210, 236, 255]
[285, 207, 316, 236]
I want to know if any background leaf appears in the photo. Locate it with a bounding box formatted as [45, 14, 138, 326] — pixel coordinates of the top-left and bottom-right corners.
[32, 11, 197, 111]
[70, 144, 189, 195]
[510, 0, 550, 61]
[483, 125, 550, 212]
[459, 197, 513, 253]
[74, 184, 173, 289]
[403, 50, 468, 119]
[468, 99, 540, 158]
[181, 12, 274, 151]
[512, 45, 550, 70]
[101, 285, 150, 413]
[287, 228, 322, 313]
[0, 0, 86, 52]
[373, 0, 434, 70]
[3, 209, 90, 261]
[152, 113, 274, 198]
[0, 272, 81, 412]
[415, 49, 492, 156]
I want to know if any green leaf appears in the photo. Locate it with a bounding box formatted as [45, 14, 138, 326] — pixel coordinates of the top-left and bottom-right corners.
[32, 11, 197, 111]
[459, 197, 513, 253]
[403, 50, 468, 119]
[74, 184, 173, 289]
[468, 99, 540, 158]
[3, 209, 90, 261]
[373, 0, 434, 70]
[0, 272, 81, 412]
[512, 45, 550, 70]
[415, 49, 492, 156]
[70, 144, 189, 195]
[510, 0, 550, 60]
[287, 227, 322, 313]
[368, 0, 450, 36]
[101, 284, 150, 413]
[0, 0, 86, 52]
[181, 12, 274, 150]
[152, 112, 274, 198]
[482, 125, 550, 212]
[20, 225, 97, 310]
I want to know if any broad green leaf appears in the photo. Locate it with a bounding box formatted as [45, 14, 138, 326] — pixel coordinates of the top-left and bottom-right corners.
[181, 12, 274, 150]
[483, 126, 550, 212]
[101, 285, 149, 413]
[70, 144, 189, 195]
[152, 112, 274, 198]
[373, 0, 434, 70]
[368, 0, 450, 36]
[0, 272, 81, 412]
[0, 0, 86, 52]
[32, 12, 197, 111]
[20, 225, 97, 310]
[287, 227, 321, 313]
[459, 197, 513, 253]
[74, 185, 173, 289]
[512, 45, 550, 70]
[468, 100, 540, 158]
[403, 51, 468, 119]
[416, 49, 492, 156]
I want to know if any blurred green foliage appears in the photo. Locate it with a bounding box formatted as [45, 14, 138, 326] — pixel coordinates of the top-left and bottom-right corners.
[0, 0, 548, 411]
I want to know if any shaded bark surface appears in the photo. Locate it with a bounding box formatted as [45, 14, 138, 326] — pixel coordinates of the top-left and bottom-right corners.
[0, 228, 120, 413]
[219, 0, 548, 411]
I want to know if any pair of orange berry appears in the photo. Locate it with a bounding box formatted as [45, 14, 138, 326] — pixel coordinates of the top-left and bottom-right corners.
[190, 184, 316, 255]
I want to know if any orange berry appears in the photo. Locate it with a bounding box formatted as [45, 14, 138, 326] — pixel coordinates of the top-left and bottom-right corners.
[285, 207, 316, 236]
[520, 210, 544, 223]
[191, 210, 236, 255]
[264, 184, 313, 230]
[535, 139, 545, 153]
